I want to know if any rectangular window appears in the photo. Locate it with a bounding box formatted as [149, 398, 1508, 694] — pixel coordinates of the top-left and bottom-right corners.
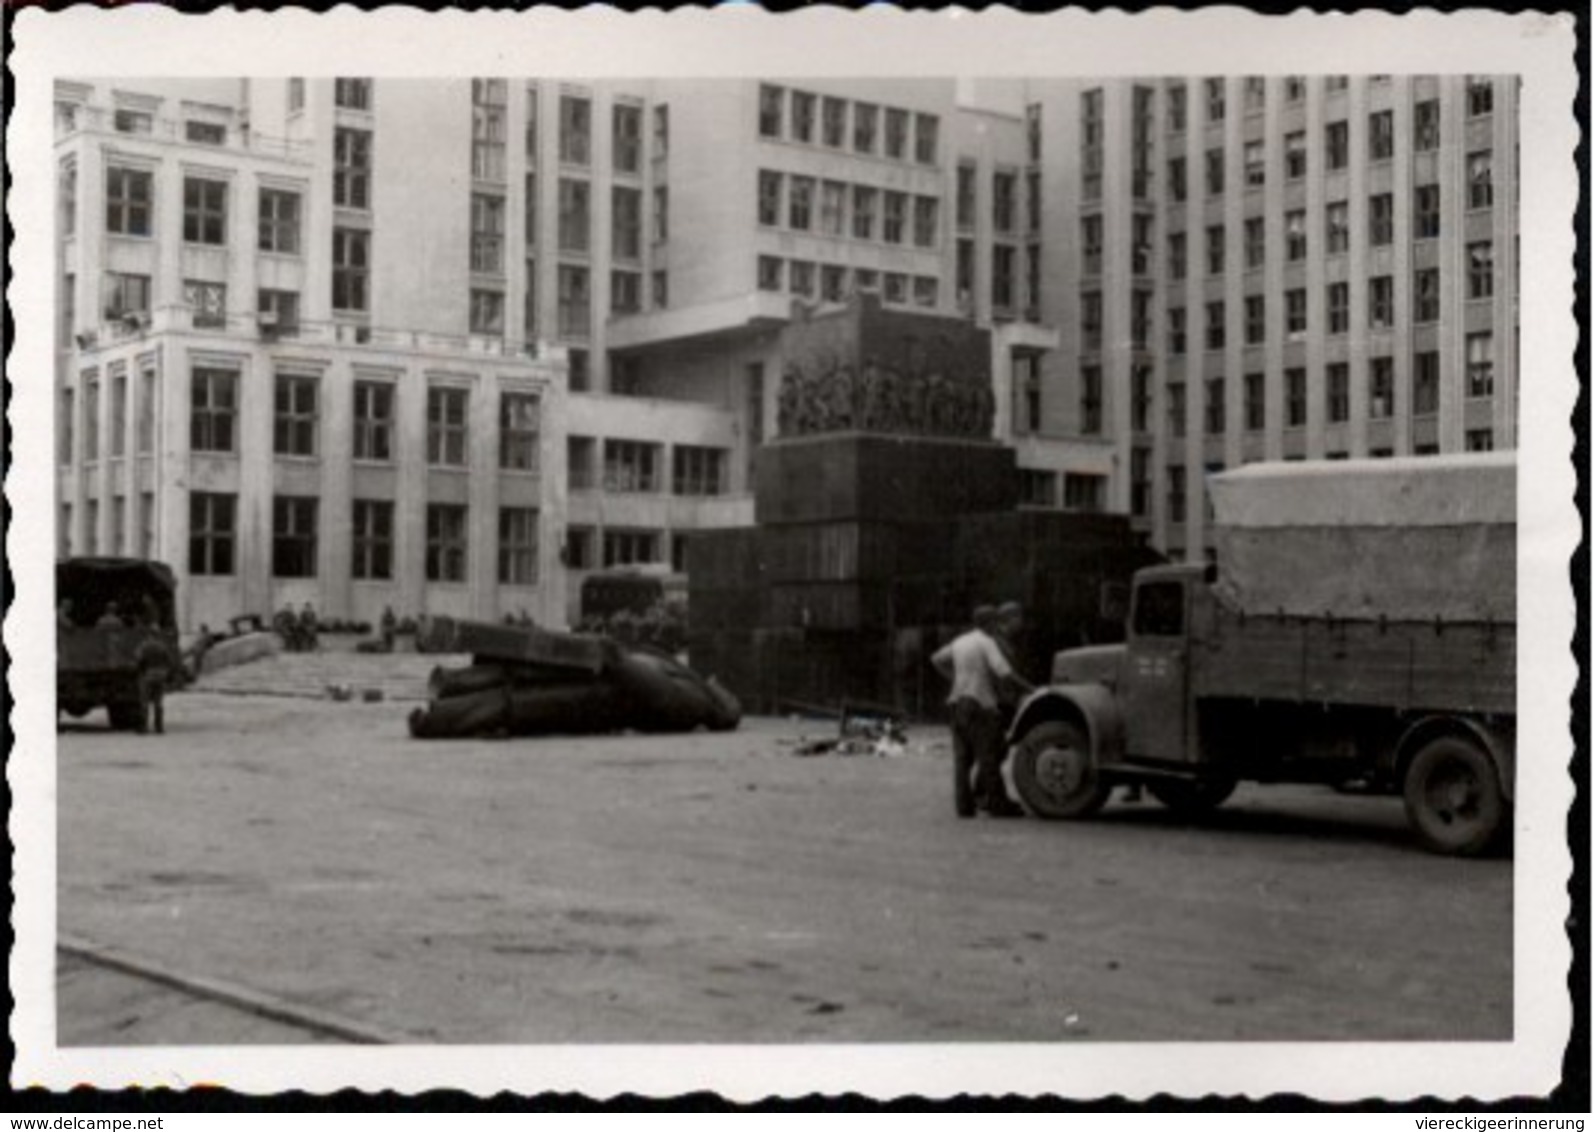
[1468, 241, 1495, 299]
[1081, 290, 1102, 351]
[1205, 377, 1226, 435]
[610, 270, 641, 315]
[525, 86, 540, 161]
[883, 191, 907, 245]
[1244, 140, 1265, 187]
[557, 264, 590, 338]
[1132, 214, 1153, 276]
[559, 95, 591, 166]
[1078, 365, 1102, 435]
[137, 367, 155, 454]
[1413, 351, 1440, 415]
[758, 83, 784, 139]
[1466, 428, 1495, 453]
[1468, 76, 1495, 118]
[603, 529, 660, 569]
[1244, 372, 1265, 431]
[1327, 362, 1350, 423]
[189, 492, 236, 576]
[993, 171, 1016, 234]
[672, 445, 726, 496]
[1206, 224, 1225, 275]
[1205, 147, 1225, 195]
[1167, 305, 1187, 355]
[1468, 150, 1495, 210]
[1167, 381, 1186, 439]
[992, 245, 1016, 311]
[470, 192, 506, 273]
[913, 195, 939, 248]
[1328, 282, 1350, 334]
[83, 377, 99, 462]
[106, 166, 153, 237]
[853, 101, 878, 153]
[1369, 109, 1395, 161]
[1019, 470, 1057, 508]
[822, 265, 848, 303]
[1205, 78, 1226, 122]
[1414, 99, 1441, 152]
[1026, 170, 1042, 233]
[1131, 289, 1152, 350]
[881, 107, 908, 159]
[1081, 215, 1103, 275]
[1244, 216, 1265, 269]
[499, 507, 539, 586]
[605, 185, 641, 261]
[426, 504, 469, 583]
[1369, 357, 1395, 419]
[59, 387, 74, 465]
[1131, 365, 1152, 433]
[954, 164, 976, 230]
[113, 108, 152, 135]
[180, 118, 218, 144]
[334, 78, 371, 110]
[1206, 300, 1225, 351]
[1369, 192, 1395, 246]
[787, 176, 814, 231]
[557, 178, 590, 253]
[1414, 183, 1441, 239]
[757, 169, 782, 227]
[332, 227, 369, 312]
[652, 186, 668, 243]
[351, 499, 393, 580]
[1284, 131, 1307, 180]
[1243, 76, 1266, 113]
[1285, 288, 1307, 338]
[273, 373, 318, 457]
[190, 367, 237, 453]
[1467, 332, 1495, 398]
[820, 180, 847, 237]
[604, 439, 661, 492]
[915, 113, 938, 164]
[353, 381, 394, 462]
[1168, 156, 1186, 202]
[1285, 210, 1307, 261]
[104, 272, 150, 320]
[1324, 202, 1350, 256]
[1245, 294, 1266, 345]
[471, 79, 508, 183]
[567, 436, 596, 490]
[1167, 466, 1187, 524]
[257, 188, 300, 254]
[1369, 275, 1395, 329]
[182, 178, 227, 245]
[612, 102, 642, 174]
[427, 386, 469, 467]
[333, 128, 371, 210]
[60, 160, 77, 238]
[1285, 367, 1307, 427]
[790, 261, 816, 299]
[1413, 267, 1440, 323]
[1168, 231, 1186, 280]
[184, 280, 226, 329]
[492, 391, 540, 474]
[757, 255, 783, 292]
[271, 495, 318, 578]
[1167, 83, 1187, 131]
[790, 91, 816, 144]
[563, 527, 595, 569]
[1063, 474, 1105, 514]
[470, 287, 505, 334]
[821, 97, 846, 147]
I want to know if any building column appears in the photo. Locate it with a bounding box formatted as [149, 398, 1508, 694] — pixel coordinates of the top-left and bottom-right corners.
[320, 357, 354, 616]
[395, 364, 428, 617]
[471, 370, 502, 620]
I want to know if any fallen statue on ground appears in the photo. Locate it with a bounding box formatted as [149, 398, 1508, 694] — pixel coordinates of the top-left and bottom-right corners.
[408, 616, 741, 738]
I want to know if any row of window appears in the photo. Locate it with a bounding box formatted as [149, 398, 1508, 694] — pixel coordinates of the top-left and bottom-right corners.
[1132, 338, 1498, 444]
[954, 163, 1042, 236]
[757, 85, 938, 166]
[1162, 75, 1495, 132]
[101, 167, 307, 251]
[756, 170, 939, 249]
[755, 256, 940, 309]
[1153, 256, 1498, 357]
[1016, 469, 1107, 513]
[186, 492, 540, 586]
[565, 436, 729, 496]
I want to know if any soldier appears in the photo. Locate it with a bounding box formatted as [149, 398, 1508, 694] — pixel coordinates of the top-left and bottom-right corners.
[932, 604, 1032, 819]
[135, 634, 172, 735]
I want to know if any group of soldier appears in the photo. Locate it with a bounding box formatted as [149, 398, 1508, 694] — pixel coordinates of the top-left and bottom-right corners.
[931, 601, 1033, 819]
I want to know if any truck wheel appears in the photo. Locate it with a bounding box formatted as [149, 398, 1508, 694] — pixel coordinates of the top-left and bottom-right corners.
[1011, 720, 1109, 819]
[1403, 735, 1508, 856]
[1146, 776, 1238, 814]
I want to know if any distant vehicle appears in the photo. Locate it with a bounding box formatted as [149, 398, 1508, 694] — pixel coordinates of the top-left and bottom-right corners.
[580, 566, 687, 622]
[1007, 455, 1516, 856]
[57, 557, 183, 730]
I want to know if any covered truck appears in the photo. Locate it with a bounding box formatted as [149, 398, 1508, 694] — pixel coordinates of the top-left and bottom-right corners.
[1005, 454, 1516, 855]
[57, 557, 184, 730]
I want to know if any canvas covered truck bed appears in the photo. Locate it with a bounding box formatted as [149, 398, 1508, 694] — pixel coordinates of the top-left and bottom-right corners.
[1199, 455, 1516, 714]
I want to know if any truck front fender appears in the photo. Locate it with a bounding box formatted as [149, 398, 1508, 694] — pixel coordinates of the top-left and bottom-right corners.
[1008, 684, 1126, 767]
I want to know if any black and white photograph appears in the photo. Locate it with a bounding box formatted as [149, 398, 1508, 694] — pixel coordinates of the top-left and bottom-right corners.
[7, 6, 1580, 1104]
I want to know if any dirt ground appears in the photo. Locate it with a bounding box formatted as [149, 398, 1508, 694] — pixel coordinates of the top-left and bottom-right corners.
[56, 692, 1512, 1044]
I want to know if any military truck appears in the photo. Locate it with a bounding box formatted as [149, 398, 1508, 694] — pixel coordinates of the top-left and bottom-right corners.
[1006, 454, 1516, 856]
[57, 557, 182, 731]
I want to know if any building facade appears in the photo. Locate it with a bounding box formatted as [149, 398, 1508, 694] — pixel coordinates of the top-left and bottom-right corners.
[52, 74, 1517, 631]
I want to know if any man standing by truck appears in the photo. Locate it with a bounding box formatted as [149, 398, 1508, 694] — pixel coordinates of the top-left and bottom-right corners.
[933, 606, 1032, 819]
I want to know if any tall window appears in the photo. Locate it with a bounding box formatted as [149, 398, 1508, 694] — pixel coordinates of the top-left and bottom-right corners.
[471, 79, 508, 183]
[427, 386, 469, 467]
[524, 258, 539, 338]
[1168, 306, 1186, 355]
[1325, 120, 1350, 171]
[273, 374, 318, 457]
[258, 189, 301, 254]
[334, 79, 372, 110]
[559, 94, 591, 166]
[1467, 332, 1495, 398]
[1167, 382, 1186, 438]
[353, 381, 394, 461]
[470, 288, 504, 334]
[1168, 231, 1186, 280]
[1285, 210, 1307, 261]
[106, 167, 153, 236]
[333, 128, 371, 209]
[1369, 275, 1395, 329]
[59, 387, 74, 465]
[1325, 202, 1350, 255]
[1368, 110, 1395, 161]
[426, 504, 469, 583]
[1080, 366, 1103, 435]
[821, 97, 847, 147]
[1467, 76, 1494, 117]
[352, 499, 393, 580]
[1206, 224, 1225, 274]
[1414, 183, 1441, 239]
[499, 508, 539, 586]
[788, 176, 814, 231]
[1327, 282, 1350, 334]
[652, 186, 668, 243]
[182, 178, 227, 245]
[852, 185, 876, 240]
[1243, 76, 1266, 113]
[995, 172, 1019, 235]
[190, 367, 237, 453]
[1244, 372, 1265, 431]
[793, 92, 818, 144]
[1205, 377, 1225, 435]
[1468, 150, 1495, 209]
[1244, 140, 1265, 187]
[1131, 365, 1152, 433]
[1244, 294, 1265, 345]
[1168, 155, 1187, 202]
[557, 178, 590, 253]
[757, 170, 782, 228]
[1130, 288, 1153, 350]
[1205, 147, 1225, 195]
[914, 113, 939, 164]
[137, 367, 156, 454]
[1081, 290, 1102, 351]
[1468, 241, 1495, 299]
[525, 86, 540, 160]
[1132, 214, 1154, 276]
[820, 181, 846, 236]
[189, 492, 236, 576]
[104, 272, 151, 319]
[758, 84, 784, 138]
[1413, 350, 1440, 415]
[612, 102, 642, 174]
[83, 377, 99, 462]
[1285, 367, 1307, 427]
[757, 255, 783, 292]
[1369, 357, 1395, 419]
[1369, 193, 1395, 246]
[672, 446, 726, 496]
[557, 264, 590, 338]
[1285, 131, 1307, 179]
[59, 160, 77, 236]
[1285, 288, 1307, 338]
[1167, 82, 1187, 131]
[1081, 215, 1103, 275]
[332, 227, 369, 312]
[1205, 77, 1226, 121]
[500, 391, 540, 471]
[1414, 100, 1441, 152]
[1244, 217, 1265, 268]
[883, 191, 907, 245]
[604, 439, 661, 492]
[184, 280, 226, 329]
[854, 102, 878, 154]
[955, 164, 976, 229]
[1327, 363, 1350, 423]
[611, 270, 641, 314]
[272, 496, 318, 578]
[1205, 300, 1225, 351]
[1167, 466, 1186, 524]
[1413, 268, 1440, 323]
[913, 196, 939, 248]
[471, 192, 506, 273]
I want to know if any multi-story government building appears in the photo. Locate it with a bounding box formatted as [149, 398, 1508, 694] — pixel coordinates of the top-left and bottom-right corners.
[52, 74, 1517, 629]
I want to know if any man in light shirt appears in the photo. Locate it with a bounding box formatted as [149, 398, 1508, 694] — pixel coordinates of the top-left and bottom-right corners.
[932, 605, 1033, 818]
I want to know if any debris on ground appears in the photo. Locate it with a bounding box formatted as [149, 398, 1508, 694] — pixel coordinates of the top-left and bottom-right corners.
[784, 709, 910, 758]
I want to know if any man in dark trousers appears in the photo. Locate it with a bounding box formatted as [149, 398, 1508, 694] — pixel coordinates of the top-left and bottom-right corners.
[135, 634, 172, 735]
[932, 605, 1032, 819]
